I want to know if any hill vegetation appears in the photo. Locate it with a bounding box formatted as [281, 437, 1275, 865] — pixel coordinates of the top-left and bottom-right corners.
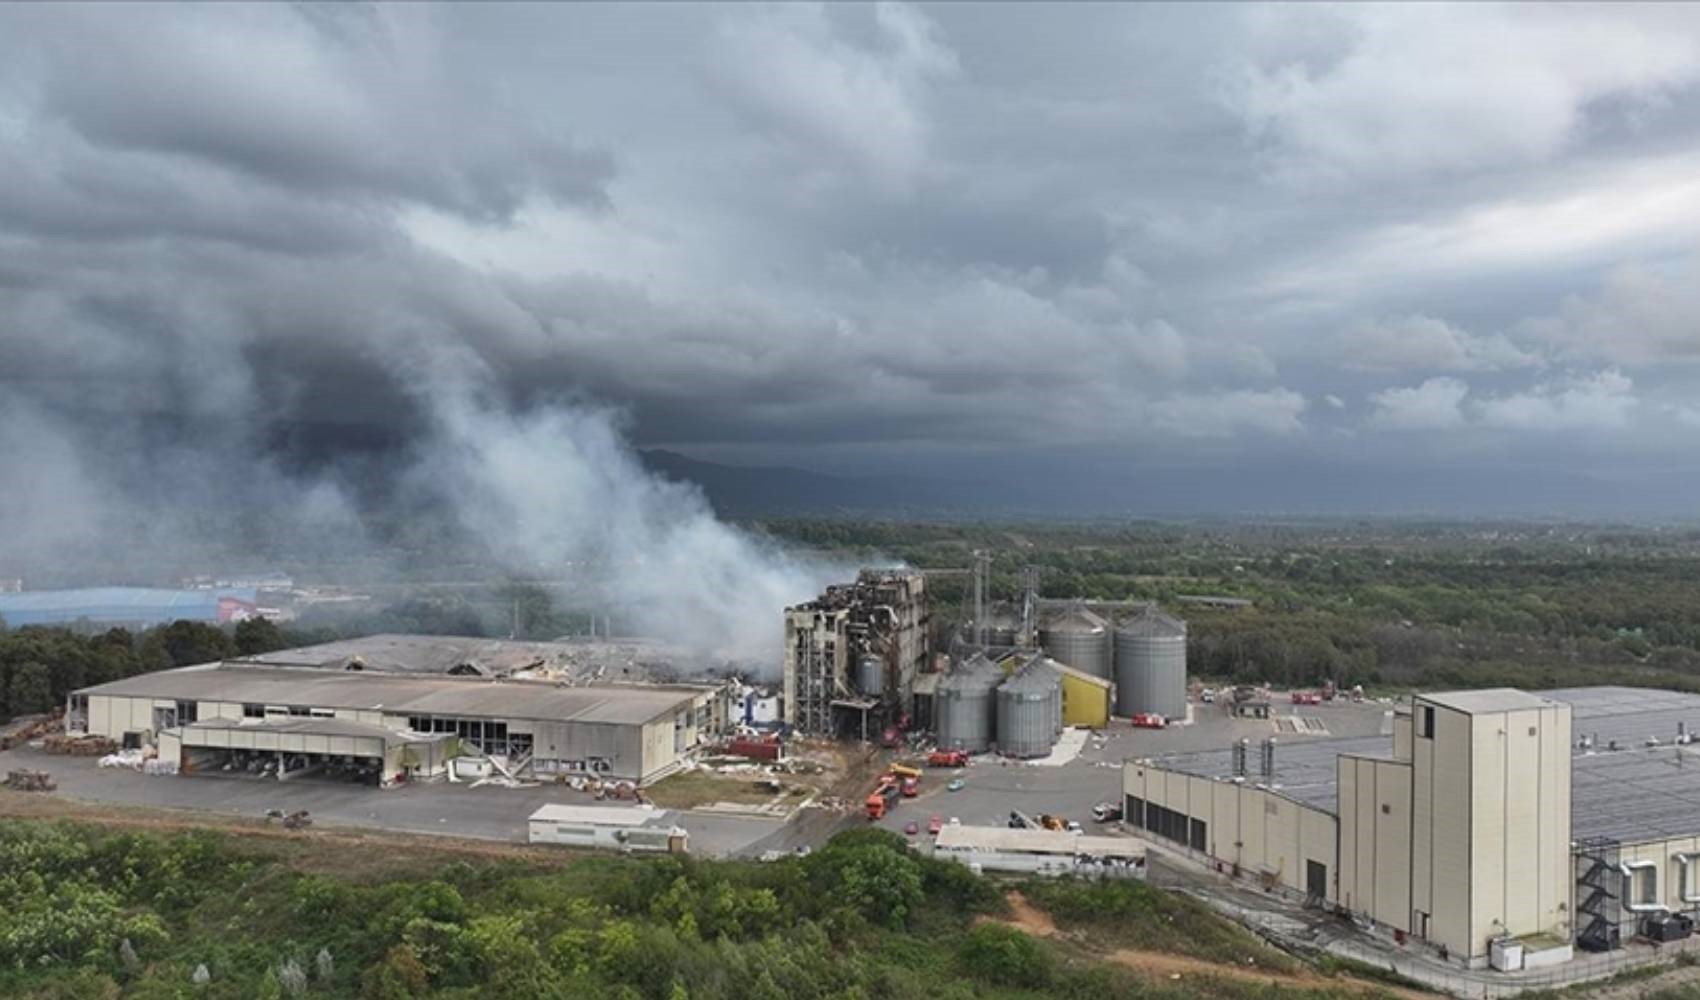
[0, 819, 1373, 1000]
[759, 519, 1700, 694]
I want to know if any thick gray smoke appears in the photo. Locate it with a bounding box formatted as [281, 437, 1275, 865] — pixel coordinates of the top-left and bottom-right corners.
[408, 367, 842, 662]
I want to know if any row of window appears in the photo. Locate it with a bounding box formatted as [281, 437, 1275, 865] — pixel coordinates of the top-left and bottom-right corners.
[241, 704, 332, 719]
[1125, 795, 1206, 852]
[405, 716, 514, 754]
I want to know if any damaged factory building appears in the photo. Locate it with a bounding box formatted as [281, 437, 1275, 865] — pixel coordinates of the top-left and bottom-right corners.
[782, 570, 930, 738]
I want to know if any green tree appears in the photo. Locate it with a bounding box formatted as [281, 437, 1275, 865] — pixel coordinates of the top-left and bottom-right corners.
[233, 617, 285, 657]
[154, 621, 232, 667]
[10, 661, 54, 717]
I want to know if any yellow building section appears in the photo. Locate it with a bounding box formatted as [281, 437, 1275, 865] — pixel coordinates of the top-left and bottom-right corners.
[1054, 662, 1113, 728]
[995, 653, 1115, 728]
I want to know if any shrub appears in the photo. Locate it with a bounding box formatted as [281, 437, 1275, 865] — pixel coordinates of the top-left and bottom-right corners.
[958, 923, 1053, 989]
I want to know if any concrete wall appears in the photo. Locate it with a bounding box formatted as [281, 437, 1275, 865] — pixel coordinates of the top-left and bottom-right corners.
[1468, 705, 1571, 953]
[87, 694, 179, 742]
[1620, 835, 1700, 916]
[1411, 700, 1473, 957]
[1410, 696, 1572, 963]
[1338, 755, 1413, 931]
[1123, 761, 1338, 903]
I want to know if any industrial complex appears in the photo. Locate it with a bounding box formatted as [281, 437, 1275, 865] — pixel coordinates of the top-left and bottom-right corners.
[1125, 685, 1700, 970]
[68, 634, 732, 785]
[31, 560, 1700, 988]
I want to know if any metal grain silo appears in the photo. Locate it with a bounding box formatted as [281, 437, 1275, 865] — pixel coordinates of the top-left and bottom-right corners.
[972, 604, 1019, 648]
[1039, 606, 1111, 679]
[935, 653, 1001, 753]
[855, 653, 885, 697]
[1114, 608, 1187, 719]
[996, 658, 1061, 758]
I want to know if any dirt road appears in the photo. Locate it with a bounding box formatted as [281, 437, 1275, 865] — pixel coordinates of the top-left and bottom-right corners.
[985, 891, 1433, 999]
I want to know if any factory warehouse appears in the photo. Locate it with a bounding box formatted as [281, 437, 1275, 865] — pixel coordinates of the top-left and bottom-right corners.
[1125, 686, 1700, 971]
[65, 635, 733, 786]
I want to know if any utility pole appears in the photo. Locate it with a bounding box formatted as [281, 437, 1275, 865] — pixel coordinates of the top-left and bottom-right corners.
[972, 550, 990, 647]
[1018, 565, 1041, 648]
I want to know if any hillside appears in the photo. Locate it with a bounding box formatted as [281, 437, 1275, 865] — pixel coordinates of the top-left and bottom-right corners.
[0, 802, 1379, 1000]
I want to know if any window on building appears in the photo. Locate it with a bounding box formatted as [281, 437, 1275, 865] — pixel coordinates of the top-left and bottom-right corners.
[309, 708, 335, 718]
[243, 704, 264, 719]
[175, 700, 198, 725]
[288, 705, 310, 717]
[1418, 706, 1435, 739]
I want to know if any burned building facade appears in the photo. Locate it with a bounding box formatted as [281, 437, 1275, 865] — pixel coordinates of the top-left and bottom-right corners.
[782, 570, 930, 736]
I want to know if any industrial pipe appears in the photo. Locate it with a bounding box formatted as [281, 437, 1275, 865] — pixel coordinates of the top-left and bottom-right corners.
[1675, 853, 1700, 905]
[1620, 860, 1669, 913]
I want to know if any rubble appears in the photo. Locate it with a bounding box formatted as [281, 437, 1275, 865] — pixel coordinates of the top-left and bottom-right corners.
[43, 733, 117, 756]
[5, 769, 57, 792]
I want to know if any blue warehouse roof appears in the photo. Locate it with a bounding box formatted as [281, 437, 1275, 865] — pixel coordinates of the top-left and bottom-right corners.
[0, 587, 258, 629]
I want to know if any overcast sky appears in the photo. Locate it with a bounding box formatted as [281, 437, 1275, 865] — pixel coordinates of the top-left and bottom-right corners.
[6, 3, 1700, 521]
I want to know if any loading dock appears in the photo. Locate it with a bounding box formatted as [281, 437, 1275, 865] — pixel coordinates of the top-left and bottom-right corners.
[173, 717, 454, 786]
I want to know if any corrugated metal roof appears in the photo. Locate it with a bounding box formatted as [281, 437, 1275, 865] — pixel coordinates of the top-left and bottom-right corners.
[0, 587, 257, 628]
[77, 664, 705, 726]
[1115, 607, 1186, 638]
[178, 716, 445, 748]
[1042, 606, 1109, 631]
[233, 633, 703, 679]
[1040, 657, 1113, 691]
[1420, 689, 1555, 714]
[939, 653, 1004, 693]
[1140, 686, 1700, 843]
[1002, 657, 1060, 694]
[934, 825, 1145, 858]
[529, 804, 671, 827]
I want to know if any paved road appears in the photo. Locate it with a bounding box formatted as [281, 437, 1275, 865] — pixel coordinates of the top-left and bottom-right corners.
[0, 698, 1389, 860]
[0, 746, 781, 858]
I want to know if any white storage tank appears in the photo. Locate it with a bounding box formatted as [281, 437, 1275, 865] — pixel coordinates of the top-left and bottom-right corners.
[936, 653, 1001, 753]
[996, 659, 1061, 758]
[1114, 607, 1187, 719]
[1039, 606, 1111, 679]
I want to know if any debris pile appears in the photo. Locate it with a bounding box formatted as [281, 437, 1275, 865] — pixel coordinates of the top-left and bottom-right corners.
[5, 769, 56, 792]
[43, 733, 117, 756]
[0, 712, 62, 751]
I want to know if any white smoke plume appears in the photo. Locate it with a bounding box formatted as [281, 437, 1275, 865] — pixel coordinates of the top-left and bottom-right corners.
[409, 371, 842, 666]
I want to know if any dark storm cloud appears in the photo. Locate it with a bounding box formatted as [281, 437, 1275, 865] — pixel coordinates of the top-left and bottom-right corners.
[2, 0, 1700, 559]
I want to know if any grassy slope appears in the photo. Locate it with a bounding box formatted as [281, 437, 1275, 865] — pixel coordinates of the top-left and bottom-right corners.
[0, 809, 1387, 1000]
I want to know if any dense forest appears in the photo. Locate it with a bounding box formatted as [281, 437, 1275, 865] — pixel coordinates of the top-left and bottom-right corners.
[762, 519, 1700, 694]
[0, 821, 1342, 999]
[0, 619, 289, 723]
[11, 518, 1700, 722]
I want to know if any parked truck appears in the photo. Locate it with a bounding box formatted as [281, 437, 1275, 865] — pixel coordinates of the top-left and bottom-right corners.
[927, 749, 968, 768]
[865, 777, 901, 820]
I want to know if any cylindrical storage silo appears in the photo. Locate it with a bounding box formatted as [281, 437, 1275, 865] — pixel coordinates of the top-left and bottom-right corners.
[997, 660, 1061, 758]
[971, 605, 1019, 648]
[935, 654, 1000, 753]
[856, 653, 885, 697]
[1040, 607, 1111, 679]
[1114, 608, 1187, 719]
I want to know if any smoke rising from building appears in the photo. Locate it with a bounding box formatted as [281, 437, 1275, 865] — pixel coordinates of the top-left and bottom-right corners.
[409, 370, 843, 664]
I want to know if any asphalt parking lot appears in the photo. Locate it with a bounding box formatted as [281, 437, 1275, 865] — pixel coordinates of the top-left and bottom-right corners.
[0, 745, 783, 858]
[873, 696, 1394, 845]
[0, 695, 1391, 858]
